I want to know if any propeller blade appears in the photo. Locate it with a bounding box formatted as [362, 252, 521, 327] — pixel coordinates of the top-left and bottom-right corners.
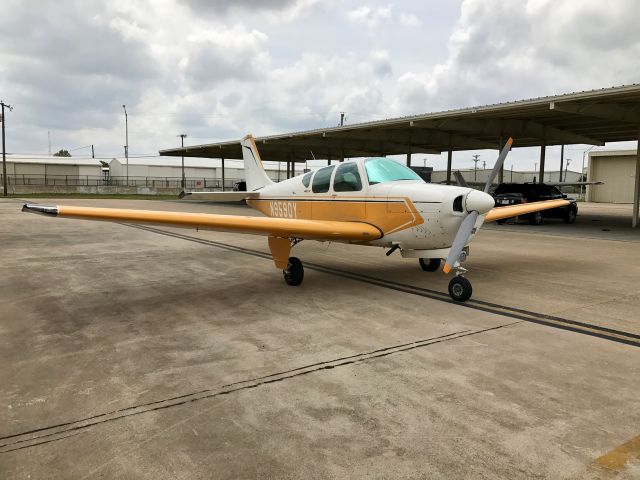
[443, 211, 478, 274]
[484, 137, 513, 193]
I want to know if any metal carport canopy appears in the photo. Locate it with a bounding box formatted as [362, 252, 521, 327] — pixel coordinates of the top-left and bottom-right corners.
[159, 83, 640, 227]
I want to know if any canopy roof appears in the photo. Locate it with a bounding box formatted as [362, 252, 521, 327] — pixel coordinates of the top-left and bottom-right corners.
[160, 84, 640, 162]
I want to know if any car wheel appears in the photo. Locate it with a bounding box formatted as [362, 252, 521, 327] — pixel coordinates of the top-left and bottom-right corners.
[563, 208, 577, 224]
[529, 211, 543, 225]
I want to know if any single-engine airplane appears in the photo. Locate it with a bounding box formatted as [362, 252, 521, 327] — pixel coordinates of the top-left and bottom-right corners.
[23, 134, 570, 302]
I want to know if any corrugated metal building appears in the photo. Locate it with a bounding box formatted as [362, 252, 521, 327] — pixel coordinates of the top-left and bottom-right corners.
[108, 158, 288, 183]
[587, 150, 637, 203]
[2, 155, 102, 178]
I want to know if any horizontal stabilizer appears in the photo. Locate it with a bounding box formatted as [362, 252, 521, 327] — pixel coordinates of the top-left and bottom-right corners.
[179, 191, 258, 202]
[545, 181, 604, 186]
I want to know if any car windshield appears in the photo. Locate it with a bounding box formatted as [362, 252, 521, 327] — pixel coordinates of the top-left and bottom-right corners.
[364, 158, 423, 185]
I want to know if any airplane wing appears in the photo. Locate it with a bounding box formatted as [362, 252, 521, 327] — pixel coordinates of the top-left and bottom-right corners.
[484, 199, 570, 222]
[22, 204, 381, 242]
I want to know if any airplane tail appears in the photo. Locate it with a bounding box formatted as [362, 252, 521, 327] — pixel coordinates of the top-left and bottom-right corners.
[241, 134, 274, 191]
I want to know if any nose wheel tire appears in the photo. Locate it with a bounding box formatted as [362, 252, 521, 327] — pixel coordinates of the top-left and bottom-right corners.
[448, 276, 472, 302]
[283, 257, 304, 286]
[419, 258, 441, 272]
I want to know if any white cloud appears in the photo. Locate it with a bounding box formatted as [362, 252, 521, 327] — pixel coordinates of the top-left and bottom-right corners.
[346, 5, 393, 28]
[1, 0, 639, 172]
[399, 12, 422, 27]
[391, 0, 640, 115]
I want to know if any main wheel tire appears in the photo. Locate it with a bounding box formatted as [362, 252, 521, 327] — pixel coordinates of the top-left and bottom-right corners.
[283, 257, 304, 286]
[419, 258, 441, 272]
[529, 211, 543, 225]
[563, 208, 577, 224]
[448, 276, 472, 302]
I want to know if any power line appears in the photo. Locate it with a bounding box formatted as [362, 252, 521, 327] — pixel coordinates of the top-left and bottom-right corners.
[472, 154, 480, 181]
[1, 100, 14, 197]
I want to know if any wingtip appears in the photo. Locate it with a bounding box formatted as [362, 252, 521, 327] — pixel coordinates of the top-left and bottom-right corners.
[22, 203, 59, 216]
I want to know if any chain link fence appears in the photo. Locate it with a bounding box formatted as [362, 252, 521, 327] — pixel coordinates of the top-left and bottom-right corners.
[0, 174, 244, 190]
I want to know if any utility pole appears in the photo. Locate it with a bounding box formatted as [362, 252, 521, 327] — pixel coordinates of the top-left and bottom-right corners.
[472, 154, 480, 182]
[1, 100, 13, 197]
[178, 134, 188, 189]
[565, 158, 571, 184]
[48, 131, 51, 156]
[122, 105, 129, 185]
[91, 144, 95, 159]
[340, 112, 345, 126]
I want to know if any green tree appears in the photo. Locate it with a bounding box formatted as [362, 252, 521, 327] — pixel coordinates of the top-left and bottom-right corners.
[53, 149, 71, 157]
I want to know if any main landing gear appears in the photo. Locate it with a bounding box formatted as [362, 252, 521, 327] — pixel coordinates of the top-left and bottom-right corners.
[419, 258, 441, 272]
[283, 257, 304, 286]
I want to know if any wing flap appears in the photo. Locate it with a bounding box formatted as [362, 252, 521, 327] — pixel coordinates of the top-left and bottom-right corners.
[23, 204, 382, 242]
[484, 199, 570, 222]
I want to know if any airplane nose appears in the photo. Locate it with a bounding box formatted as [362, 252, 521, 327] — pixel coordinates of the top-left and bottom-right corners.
[465, 190, 495, 214]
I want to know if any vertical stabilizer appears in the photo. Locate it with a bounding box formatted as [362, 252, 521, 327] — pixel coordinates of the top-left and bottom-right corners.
[241, 134, 274, 191]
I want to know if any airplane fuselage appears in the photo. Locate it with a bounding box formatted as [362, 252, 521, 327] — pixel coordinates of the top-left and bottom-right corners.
[246, 157, 493, 259]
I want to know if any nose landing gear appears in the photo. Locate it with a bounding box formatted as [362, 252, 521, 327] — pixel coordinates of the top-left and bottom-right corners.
[448, 272, 472, 302]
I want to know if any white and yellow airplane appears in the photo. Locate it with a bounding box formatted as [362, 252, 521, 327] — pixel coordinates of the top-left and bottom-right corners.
[23, 135, 569, 302]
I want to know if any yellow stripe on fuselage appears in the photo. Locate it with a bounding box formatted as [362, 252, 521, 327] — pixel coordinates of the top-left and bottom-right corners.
[247, 196, 424, 236]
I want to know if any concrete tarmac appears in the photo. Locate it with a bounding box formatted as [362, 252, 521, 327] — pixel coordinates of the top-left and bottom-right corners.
[1, 198, 639, 479]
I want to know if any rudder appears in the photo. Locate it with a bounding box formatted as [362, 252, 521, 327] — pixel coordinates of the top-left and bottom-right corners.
[241, 134, 273, 191]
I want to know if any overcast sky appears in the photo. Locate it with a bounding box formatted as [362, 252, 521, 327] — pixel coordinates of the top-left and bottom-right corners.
[1, 0, 639, 171]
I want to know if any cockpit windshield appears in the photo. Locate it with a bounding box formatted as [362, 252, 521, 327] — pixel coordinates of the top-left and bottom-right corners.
[364, 157, 423, 185]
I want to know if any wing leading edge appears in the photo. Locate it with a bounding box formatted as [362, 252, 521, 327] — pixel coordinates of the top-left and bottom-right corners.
[22, 204, 382, 242]
[484, 199, 570, 222]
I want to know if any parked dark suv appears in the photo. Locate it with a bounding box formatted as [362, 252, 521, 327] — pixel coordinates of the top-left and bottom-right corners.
[492, 183, 578, 225]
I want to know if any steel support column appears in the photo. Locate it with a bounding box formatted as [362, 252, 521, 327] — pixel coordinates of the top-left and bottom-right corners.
[446, 149, 453, 185]
[221, 158, 225, 191]
[633, 130, 640, 228]
[406, 146, 412, 167]
[498, 136, 504, 184]
[559, 144, 565, 182]
[539, 141, 546, 184]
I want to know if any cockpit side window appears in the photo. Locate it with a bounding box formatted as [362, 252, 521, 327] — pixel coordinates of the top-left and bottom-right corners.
[333, 162, 362, 192]
[312, 165, 335, 193]
[302, 171, 313, 188]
